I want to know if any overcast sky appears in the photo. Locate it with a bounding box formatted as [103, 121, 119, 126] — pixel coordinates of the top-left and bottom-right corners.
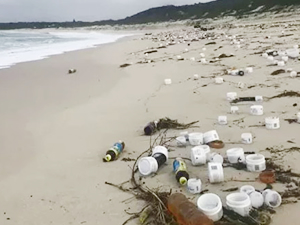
[0, 0, 213, 22]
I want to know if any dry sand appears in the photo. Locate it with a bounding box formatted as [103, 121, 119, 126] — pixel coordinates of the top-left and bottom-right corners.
[0, 14, 300, 225]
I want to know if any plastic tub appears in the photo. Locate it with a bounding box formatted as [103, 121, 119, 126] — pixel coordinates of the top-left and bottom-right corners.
[265, 117, 280, 130]
[245, 67, 253, 73]
[176, 136, 186, 147]
[164, 79, 172, 85]
[241, 133, 253, 144]
[208, 162, 224, 183]
[255, 96, 263, 102]
[226, 148, 245, 163]
[250, 105, 263, 116]
[249, 191, 264, 208]
[187, 178, 202, 194]
[246, 154, 266, 172]
[262, 190, 282, 208]
[226, 193, 252, 216]
[197, 193, 223, 222]
[194, 74, 199, 80]
[203, 130, 220, 144]
[286, 48, 299, 58]
[231, 106, 239, 114]
[152, 146, 169, 162]
[240, 185, 255, 195]
[215, 77, 224, 84]
[227, 92, 237, 101]
[209, 153, 224, 164]
[218, 116, 227, 125]
[188, 132, 204, 146]
[191, 146, 207, 166]
[138, 157, 158, 176]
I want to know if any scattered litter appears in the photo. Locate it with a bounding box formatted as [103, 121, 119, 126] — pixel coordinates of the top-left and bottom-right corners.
[187, 178, 202, 194]
[265, 117, 280, 130]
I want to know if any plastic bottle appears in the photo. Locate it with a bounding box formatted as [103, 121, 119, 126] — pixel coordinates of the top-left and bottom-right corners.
[167, 193, 214, 225]
[173, 158, 189, 185]
[144, 121, 158, 135]
[103, 141, 125, 162]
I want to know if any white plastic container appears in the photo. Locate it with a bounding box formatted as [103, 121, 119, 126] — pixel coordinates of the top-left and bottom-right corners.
[265, 117, 280, 129]
[188, 132, 204, 146]
[138, 157, 158, 176]
[262, 53, 268, 58]
[255, 96, 263, 102]
[201, 58, 207, 64]
[231, 106, 239, 114]
[187, 178, 202, 194]
[267, 56, 274, 61]
[226, 193, 252, 216]
[245, 67, 254, 73]
[215, 77, 224, 84]
[164, 79, 172, 85]
[240, 185, 255, 195]
[176, 136, 187, 147]
[227, 92, 237, 101]
[290, 71, 297, 77]
[190, 57, 196, 61]
[297, 112, 300, 123]
[241, 133, 253, 144]
[194, 74, 199, 80]
[218, 116, 228, 125]
[197, 193, 223, 222]
[209, 152, 224, 164]
[152, 146, 168, 162]
[246, 154, 266, 172]
[250, 105, 264, 116]
[191, 146, 207, 166]
[226, 148, 245, 163]
[277, 61, 285, 66]
[200, 53, 205, 58]
[286, 48, 299, 58]
[249, 191, 264, 208]
[203, 130, 220, 144]
[208, 162, 224, 183]
[262, 190, 282, 208]
[282, 56, 289, 62]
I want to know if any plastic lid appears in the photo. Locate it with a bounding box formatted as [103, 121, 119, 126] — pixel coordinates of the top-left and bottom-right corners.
[179, 177, 188, 185]
[138, 157, 158, 176]
[105, 154, 112, 162]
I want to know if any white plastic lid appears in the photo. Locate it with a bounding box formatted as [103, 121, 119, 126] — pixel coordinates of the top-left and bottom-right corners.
[138, 157, 158, 176]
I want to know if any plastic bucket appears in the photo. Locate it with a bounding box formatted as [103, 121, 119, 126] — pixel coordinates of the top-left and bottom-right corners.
[226, 148, 245, 163]
[176, 136, 187, 147]
[241, 133, 253, 144]
[209, 152, 224, 164]
[187, 178, 202, 194]
[188, 132, 204, 146]
[203, 130, 220, 144]
[226, 92, 237, 101]
[226, 193, 252, 216]
[218, 116, 227, 125]
[265, 117, 280, 130]
[138, 157, 158, 176]
[240, 185, 255, 195]
[262, 190, 282, 208]
[191, 145, 210, 165]
[250, 105, 263, 115]
[152, 146, 168, 162]
[164, 79, 172, 85]
[215, 77, 224, 84]
[249, 191, 264, 208]
[246, 154, 266, 172]
[208, 162, 224, 183]
[197, 193, 223, 222]
[231, 106, 239, 114]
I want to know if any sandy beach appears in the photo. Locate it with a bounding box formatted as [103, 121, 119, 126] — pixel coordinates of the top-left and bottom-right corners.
[1, 14, 300, 225]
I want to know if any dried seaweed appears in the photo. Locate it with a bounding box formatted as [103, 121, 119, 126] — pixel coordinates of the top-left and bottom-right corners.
[205, 41, 217, 45]
[268, 91, 300, 99]
[144, 50, 158, 54]
[156, 117, 199, 130]
[120, 63, 131, 68]
[270, 69, 286, 75]
[284, 119, 298, 124]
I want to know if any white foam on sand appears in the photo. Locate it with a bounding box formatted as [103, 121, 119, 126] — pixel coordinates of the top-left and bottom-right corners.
[0, 31, 131, 69]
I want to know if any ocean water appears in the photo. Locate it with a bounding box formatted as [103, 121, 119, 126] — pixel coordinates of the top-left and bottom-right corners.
[0, 30, 130, 69]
